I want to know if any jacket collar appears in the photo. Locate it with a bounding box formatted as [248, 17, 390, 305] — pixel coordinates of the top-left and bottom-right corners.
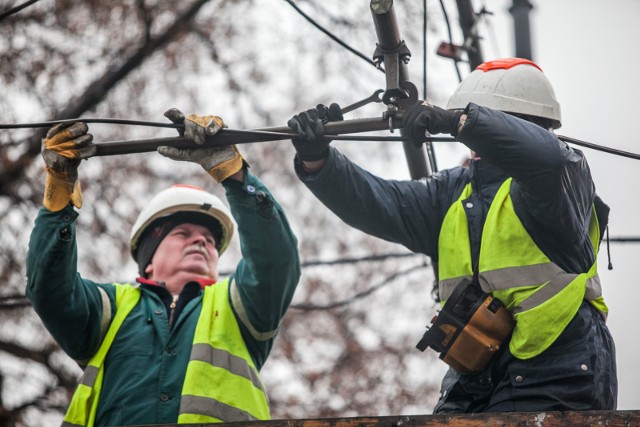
[136, 277, 216, 289]
[469, 159, 509, 191]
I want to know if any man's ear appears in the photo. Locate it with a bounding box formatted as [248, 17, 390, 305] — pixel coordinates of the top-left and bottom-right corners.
[145, 263, 153, 276]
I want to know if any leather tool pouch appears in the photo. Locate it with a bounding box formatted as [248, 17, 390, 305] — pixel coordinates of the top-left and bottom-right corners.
[416, 282, 514, 374]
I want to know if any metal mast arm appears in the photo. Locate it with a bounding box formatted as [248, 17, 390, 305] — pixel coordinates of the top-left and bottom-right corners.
[371, 0, 431, 179]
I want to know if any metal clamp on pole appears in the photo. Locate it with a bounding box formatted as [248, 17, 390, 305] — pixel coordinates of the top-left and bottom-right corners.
[372, 40, 411, 106]
[370, 0, 430, 179]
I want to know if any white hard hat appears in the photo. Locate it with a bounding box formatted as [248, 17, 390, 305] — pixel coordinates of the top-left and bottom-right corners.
[447, 58, 562, 129]
[130, 184, 235, 262]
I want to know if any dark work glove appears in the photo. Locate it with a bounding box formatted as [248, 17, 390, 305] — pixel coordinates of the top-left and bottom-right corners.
[288, 103, 343, 162]
[402, 101, 464, 147]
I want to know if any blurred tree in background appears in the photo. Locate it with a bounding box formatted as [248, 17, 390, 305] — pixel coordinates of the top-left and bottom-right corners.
[0, 0, 450, 425]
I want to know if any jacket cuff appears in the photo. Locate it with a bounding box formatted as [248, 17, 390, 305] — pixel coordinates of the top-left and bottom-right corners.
[294, 146, 338, 184]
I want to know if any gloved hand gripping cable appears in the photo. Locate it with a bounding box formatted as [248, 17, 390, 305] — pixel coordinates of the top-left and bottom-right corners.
[159, 108, 246, 183]
[41, 122, 96, 211]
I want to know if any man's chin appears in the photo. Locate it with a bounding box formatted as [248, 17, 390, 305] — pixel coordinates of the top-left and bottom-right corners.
[181, 262, 215, 278]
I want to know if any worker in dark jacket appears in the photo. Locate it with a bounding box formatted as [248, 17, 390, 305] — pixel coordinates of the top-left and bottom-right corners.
[288, 58, 616, 412]
[26, 109, 300, 426]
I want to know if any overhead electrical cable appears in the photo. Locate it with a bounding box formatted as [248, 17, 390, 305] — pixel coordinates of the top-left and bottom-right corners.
[422, 0, 439, 174]
[1, 119, 638, 160]
[290, 262, 428, 311]
[282, 0, 383, 73]
[422, 0, 428, 100]
[0, 252, 429, 309]
[0, 295, 31, 309]
[2, 3, 637, 319]
[479, 1, 501, 58]
[438, 0, 462, 82]
[0, 118, 182, 129]
[3, 232, 638, 311]
[219, 251, 425, 276]
[299, 251, 421, 267]
[0, 0, 41, 21]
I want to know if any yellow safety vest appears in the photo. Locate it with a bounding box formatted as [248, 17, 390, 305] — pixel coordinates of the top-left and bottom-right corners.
[438, 179, 607, 360]
[62, 280, 270, 426]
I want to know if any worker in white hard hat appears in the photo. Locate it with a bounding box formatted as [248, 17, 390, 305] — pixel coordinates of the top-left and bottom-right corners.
[288, 58, 616, 412]
[26, 109, 300, 426]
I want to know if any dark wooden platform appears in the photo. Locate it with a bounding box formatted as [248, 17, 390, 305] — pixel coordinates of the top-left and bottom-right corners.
[146, 410, 640, 427]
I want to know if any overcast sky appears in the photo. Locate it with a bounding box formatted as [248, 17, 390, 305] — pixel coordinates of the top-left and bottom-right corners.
[500, 0, 639, 410]
[429, 0, 640, 410]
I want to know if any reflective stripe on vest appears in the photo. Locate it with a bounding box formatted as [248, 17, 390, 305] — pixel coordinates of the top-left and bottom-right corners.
[178, 278, 270, 423]
[438, 179, 607, 360]
[62, 283, 140, 427]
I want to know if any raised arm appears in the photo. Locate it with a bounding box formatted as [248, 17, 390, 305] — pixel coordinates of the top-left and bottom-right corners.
[459, 103, 595, 240]
[223, 171, 300, 366]
[289, 105, 467, 257]
[26, 123, 111, 361]
[157, 110, 301, 368]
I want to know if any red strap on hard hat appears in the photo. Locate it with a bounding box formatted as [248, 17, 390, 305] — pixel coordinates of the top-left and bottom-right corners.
[172, 183, 206, 191]
[477, 58, 542, 72]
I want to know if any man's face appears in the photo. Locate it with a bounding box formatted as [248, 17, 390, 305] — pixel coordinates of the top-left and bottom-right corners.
[145, 222, 219, 283]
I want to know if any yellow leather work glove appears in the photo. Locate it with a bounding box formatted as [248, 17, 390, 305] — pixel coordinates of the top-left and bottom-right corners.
[159, 108, 245, 183]
[41, 122, 96, 211]
[184, 114, 224, 145]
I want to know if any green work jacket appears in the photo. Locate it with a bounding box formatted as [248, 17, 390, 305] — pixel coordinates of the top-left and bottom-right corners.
[26, 172, 300, 426]
[62, 280, 270, 426]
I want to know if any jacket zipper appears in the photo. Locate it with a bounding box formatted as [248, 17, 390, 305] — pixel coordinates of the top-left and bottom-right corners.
[169, 295, 178, 328]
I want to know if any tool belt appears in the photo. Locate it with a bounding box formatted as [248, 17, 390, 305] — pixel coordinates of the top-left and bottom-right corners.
[416, 282, 514, 374]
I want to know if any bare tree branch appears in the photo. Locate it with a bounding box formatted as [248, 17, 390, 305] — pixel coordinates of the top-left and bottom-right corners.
[0, 0, 211, 197]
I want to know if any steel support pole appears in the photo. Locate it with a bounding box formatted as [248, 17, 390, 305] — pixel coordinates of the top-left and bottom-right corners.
[455, 0, 484, 70]
[509, 0, 534, 60]
[371, 0, 430, 180]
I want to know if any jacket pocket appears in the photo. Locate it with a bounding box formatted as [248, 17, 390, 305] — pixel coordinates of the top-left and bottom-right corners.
[507, 351, 593, 388]
[505, 343, 595, 411]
